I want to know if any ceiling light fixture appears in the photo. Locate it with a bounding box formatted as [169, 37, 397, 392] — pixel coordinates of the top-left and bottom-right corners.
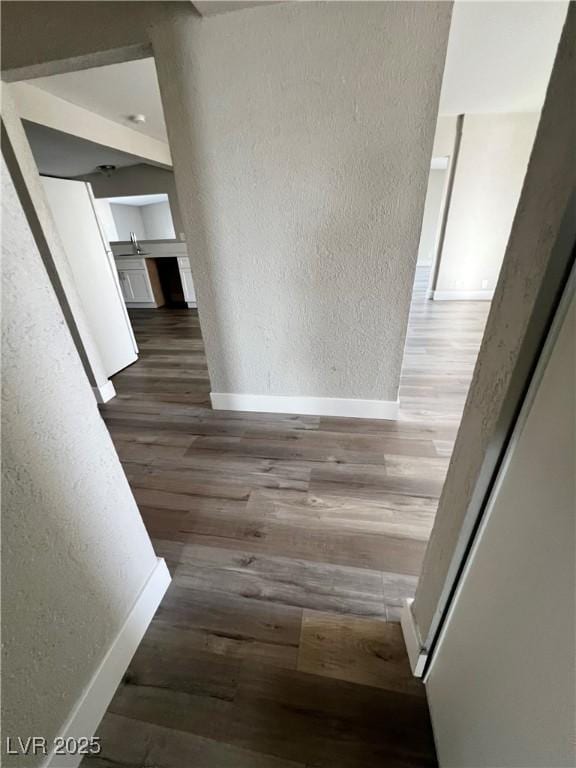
[127, 114, 147, 124]
[96, 164, 117, 177]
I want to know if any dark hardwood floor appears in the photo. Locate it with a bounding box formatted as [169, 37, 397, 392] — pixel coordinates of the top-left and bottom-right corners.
[87, 273, 489, 768]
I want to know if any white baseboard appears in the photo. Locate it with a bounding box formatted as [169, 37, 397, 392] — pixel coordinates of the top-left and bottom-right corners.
[125, 301, 160, 309]
[45, 558, 171, 768]
[432, 289, 494, 301]
[186, 302, 197, 308]
[92, 380, 116, 404]
[210, 392, 399, 420]
[400, 598, 428, 678]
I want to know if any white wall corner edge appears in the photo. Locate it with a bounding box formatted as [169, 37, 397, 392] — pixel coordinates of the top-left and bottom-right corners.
[210, 392, 400, 420]
[432, 289, 494, 301]
[400, 598, 428, 678]
[44, 558, 171, 768]
[92, 380, 116, 404]
[431, 155, 449, 170]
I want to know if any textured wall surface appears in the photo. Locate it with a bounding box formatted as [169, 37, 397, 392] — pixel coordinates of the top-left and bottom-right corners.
[1, 157, 157, 766]
[151, 2, 452, 401]
[0, 1, 166, 80]
[427, 291, 575, 767]
[413, 5, 575, 642]
[2, 85, 111, 394]
[436, 112, 539, 294]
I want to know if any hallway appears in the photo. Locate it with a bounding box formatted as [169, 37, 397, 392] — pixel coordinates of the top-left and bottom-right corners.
[90, 293, 489, 767]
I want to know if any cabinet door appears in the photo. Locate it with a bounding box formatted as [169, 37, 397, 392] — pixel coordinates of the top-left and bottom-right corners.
[180, 269, 196, 303]
[126, 270, 154, 302]
[117, 269, 134, 301]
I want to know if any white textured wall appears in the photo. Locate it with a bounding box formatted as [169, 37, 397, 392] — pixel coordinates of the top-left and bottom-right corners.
[413, 6, 575, 643]
[152, 2, 452, 401]
[141, 200, 175, 240]
[2, 157, 157, 766]
[417, 169, 446, 266]
[110, 202, 145, 241]
[427, 290, 576, 767]
[436, 112, 539, 294]
[1, 84, 112, 397]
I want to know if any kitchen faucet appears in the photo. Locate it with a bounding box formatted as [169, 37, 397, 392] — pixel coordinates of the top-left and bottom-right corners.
[130, 231, 143, 255]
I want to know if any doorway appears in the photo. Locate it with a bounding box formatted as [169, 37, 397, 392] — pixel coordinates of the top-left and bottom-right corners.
[19, 84, 205, 401]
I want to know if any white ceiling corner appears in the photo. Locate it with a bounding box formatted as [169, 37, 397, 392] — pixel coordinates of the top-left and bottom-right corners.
[192, 1, 279, 17]
[439, 1, 568, 115]
[31, 58, 167, 143]
[27, 1, 569, 148]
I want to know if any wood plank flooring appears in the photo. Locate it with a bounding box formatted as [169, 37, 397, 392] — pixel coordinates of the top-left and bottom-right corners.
[86, 278, 489, 768]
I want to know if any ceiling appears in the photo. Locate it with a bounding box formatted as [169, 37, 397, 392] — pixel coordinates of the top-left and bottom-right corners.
[192, 1, 277, 15]
[25, 1, 568, 146]
[31, 58, 167, 142]
[439, 1, 568, 114]
[23, 121, 144, 177]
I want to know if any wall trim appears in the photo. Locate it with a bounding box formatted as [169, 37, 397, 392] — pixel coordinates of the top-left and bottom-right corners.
[124, 301, 160, 309]
[92, 380, 116, 404]
[210, 392, 400, 420]
[400, 598, 428, 678]
[432, 289, 494, 301]
[44, 558, 171, 768]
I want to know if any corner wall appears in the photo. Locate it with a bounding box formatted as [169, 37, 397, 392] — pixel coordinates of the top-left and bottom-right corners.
[434, 112, 540, 299]
[151, 2, 452, 411]
[1, 155, 160, 765]
[412, 3, 575, 648]
[110, 202, 145, 241]
[1, 84, 112, 400]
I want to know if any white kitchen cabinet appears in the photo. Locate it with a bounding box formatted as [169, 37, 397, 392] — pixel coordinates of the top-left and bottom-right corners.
[180, 269, 197, 306]
[115, 251, 196, 308]
[115, 258, 159, 307]
[118, 269, 154, 303]
[177, 256, 197, 306]
[117, 269, 133, 301]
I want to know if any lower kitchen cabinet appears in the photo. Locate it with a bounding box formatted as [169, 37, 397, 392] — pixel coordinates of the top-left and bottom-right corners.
[117, 268, 154, 303]
[115, 253, 197, 309]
